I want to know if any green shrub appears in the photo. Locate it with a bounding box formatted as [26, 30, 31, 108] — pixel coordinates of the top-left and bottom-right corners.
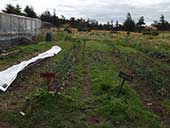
[78, 27, 91, 32]
[142, 31, 159, 36]
[127, 31, 130, 35]
[64, 28, 72, 33]
[54, 32, 75, 42]
[152, 31, 159, 36]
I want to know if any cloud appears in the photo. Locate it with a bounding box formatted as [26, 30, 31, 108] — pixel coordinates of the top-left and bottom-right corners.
[0, 0, 170, 24]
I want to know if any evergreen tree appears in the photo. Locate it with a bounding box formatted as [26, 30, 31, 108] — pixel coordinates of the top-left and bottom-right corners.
[52, 9, 60, 27]
[160, 15, 165, 24]
[2, 4, 15, 14]
[159, 15, 169, 30]
[2, 4, 22, 15]
[137, 16, 145, 26]
[16, 4, 22, 15]
[116, 21, 119, 28]
[136, 16, 145, 31]
[70, 17, 76, 28]
[123, 12, 136, 31]
[152, 15, 169, 30]
[40, 11, 53, 23]
[24, 6, 37, 18]
[114, 21, 121, 30]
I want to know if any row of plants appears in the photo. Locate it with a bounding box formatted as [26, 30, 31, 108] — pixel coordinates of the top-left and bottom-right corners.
[115, 36, 170, 64]
[0, 39, 86, 128]
[127, 54, 167, 89]
[111, 43, 170, 95]
[0, 32, 163, 128]
[85, 40, 160, 128]
[50, 41, 81, 93]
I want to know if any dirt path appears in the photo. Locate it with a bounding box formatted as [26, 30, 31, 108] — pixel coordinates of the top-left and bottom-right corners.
[81, 64, 91, 97]
[0, 58, 53, 110]
[79, 62, 104, 126]
[132, 79, 170, 128]
[0, 122, 16, 128]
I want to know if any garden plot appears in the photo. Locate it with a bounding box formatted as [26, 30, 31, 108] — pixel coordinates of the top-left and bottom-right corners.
[2, 31, 170, 128]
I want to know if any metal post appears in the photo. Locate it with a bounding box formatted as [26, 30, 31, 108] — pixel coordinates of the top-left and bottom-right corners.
[82, 40, 86, 58]
[117, 79, 125, 97]
[83, 40, 86, 49]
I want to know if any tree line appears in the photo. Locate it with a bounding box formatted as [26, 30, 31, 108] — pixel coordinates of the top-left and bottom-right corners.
[2, 4, 170, 32]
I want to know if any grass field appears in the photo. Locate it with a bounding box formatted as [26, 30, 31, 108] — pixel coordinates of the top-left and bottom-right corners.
[1, 31, 170, 128]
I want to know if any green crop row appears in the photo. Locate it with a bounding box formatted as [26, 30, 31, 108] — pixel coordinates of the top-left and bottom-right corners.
[115, 36, 170, 64]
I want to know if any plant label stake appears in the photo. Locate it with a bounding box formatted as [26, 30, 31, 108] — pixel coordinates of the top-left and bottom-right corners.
[40, 72, 55, 93]
[117, 71, 133, 97]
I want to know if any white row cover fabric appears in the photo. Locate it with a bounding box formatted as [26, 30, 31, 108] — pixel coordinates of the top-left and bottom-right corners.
[0, 46, 62, 92]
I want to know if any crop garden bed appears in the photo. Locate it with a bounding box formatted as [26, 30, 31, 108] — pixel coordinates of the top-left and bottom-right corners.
[2, 31, 170, 128]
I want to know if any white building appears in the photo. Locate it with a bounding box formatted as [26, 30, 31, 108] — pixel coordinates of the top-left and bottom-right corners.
[0, 12, 41, 47]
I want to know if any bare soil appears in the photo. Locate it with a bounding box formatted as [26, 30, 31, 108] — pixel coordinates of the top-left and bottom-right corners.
[0, 58, 52, 110]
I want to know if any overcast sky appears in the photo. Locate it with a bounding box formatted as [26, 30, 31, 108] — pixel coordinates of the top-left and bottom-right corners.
[0, 0, 170, 24]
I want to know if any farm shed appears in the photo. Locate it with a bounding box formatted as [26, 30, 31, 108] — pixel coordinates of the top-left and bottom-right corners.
[0, 12, 41, 47]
